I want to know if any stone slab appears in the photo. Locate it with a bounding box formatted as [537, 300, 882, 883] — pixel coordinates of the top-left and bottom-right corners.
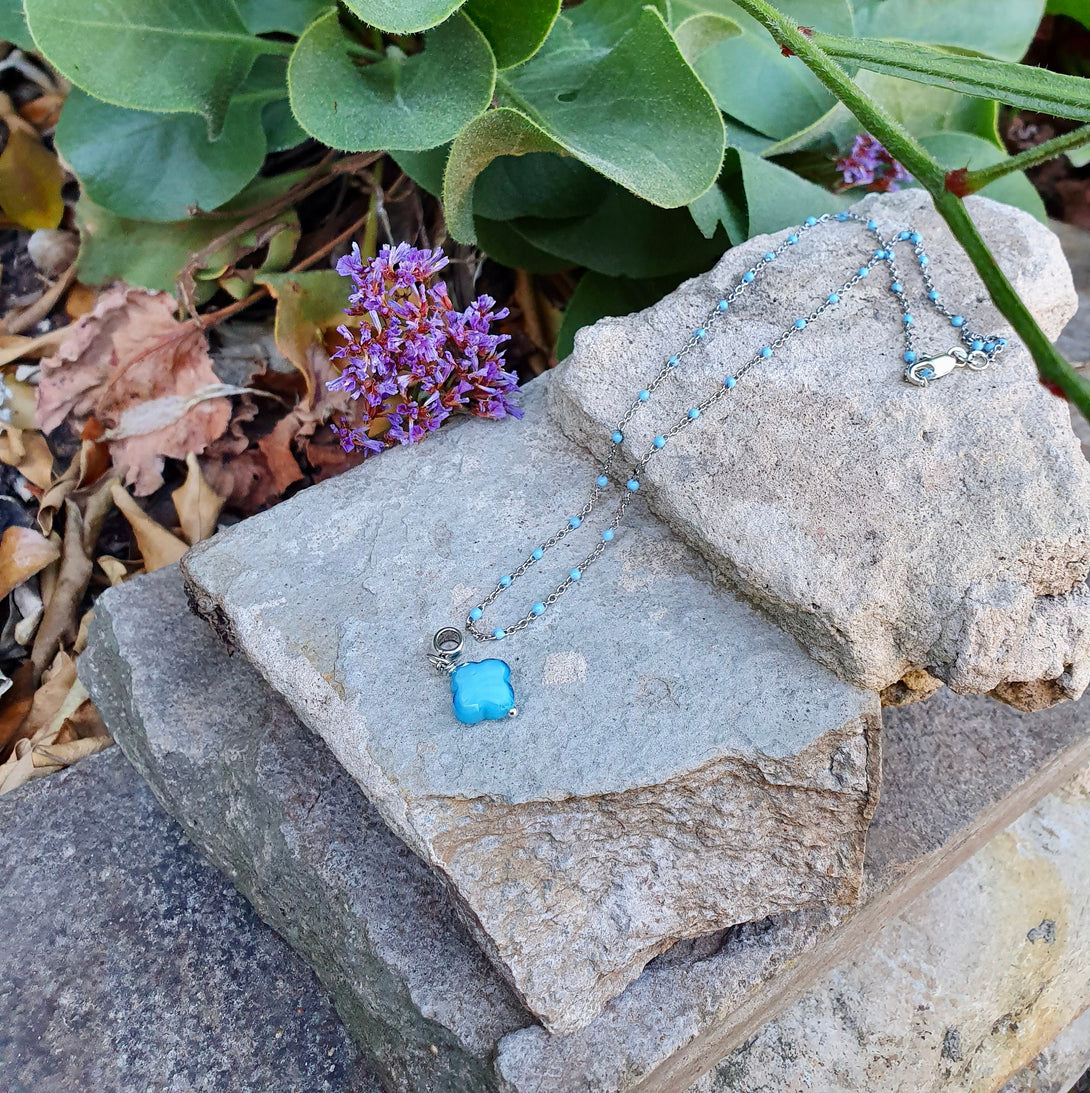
[0, 747, 380, 1093]
[179, 377, 881, 1033]
[693, 759, 1090, 1093]
[552, 189, 1090, 707]
[80, 565, 1090, 1093]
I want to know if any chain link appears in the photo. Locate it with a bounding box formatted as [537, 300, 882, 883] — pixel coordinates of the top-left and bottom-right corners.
[463, 211, 1009, 642]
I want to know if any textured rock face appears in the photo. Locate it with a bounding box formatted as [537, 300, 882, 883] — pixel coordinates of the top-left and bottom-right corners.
[0, 748, 378, 1093]
[179, 380, 880, 1033]
[694, 761, 1090, 1093]
[80, 566, 1090, 1093]
[551, 190, 1090, 707]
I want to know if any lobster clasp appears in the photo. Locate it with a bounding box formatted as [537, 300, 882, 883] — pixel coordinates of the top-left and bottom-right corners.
[904, 346, 968, 387]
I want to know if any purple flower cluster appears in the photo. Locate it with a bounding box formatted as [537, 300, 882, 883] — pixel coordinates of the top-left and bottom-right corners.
[836, 134, 912, 192]
[327, 242, 521, 455]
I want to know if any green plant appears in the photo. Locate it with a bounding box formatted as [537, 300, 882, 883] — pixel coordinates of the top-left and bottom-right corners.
[12, 0, 1090, 411]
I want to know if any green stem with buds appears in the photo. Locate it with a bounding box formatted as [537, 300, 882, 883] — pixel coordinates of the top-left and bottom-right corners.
[726, 0, 1090, 419]
[963, 124, 1090, 190]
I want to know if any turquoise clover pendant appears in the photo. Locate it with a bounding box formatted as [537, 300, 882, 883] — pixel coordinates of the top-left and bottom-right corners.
[430, 628, 517, 725]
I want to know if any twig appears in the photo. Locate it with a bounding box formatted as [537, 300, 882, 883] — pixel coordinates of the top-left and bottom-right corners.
[0, 264, 77, 336]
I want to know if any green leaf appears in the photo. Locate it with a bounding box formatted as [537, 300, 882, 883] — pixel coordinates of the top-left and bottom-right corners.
[495, 0, 725, 209]
[474, 153, 609, 221]
[288, 10, 495, 151]
[556, 271, 684, 360]
[494, 184, 729, 277]
[917, 131, 1046, 220]
[464, 0, 560, 68]
[56, 87, 267, 221]
[75, 176, 301, 295]
[688, 176, 747, 242]
[443, 107, 563, 242]
[343, 0, 466, 34]
[852, 0, 1045, 61]
[1048, 0, 1090, 29]
[694, 0, 855, 140]
[672, 11, 743, 65]
[813, 33, 1090, 122]
[262, 98, 308, 152]
[1068, 143, 1090, 168]
[0, 0, 32, 49]
[390, 145, 450, 196]
[233, 0, 333, 35]
[24, 0, 277, 134]
[474, 216, 576, 273]
[733, 149, 840, 237]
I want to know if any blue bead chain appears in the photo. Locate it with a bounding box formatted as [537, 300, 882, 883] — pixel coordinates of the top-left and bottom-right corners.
[465, 212, 1009, 642]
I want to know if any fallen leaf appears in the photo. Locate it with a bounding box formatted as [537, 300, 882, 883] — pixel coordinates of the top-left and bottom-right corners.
[65, 282, 97, 320]
[0, 525, 60, 598]
[0, 127, 64, 231]
[37, 286, 232, 494]
[97, 556, 129, 586]
[0, 326, 68, 366]
[0, 426, 54, 489]
[12, 578, 44, 646]
[30, 502, 94, 673]
[111, 483, 188, 571]
[172, 452, 225, 546]
[0, 661, 36, 759]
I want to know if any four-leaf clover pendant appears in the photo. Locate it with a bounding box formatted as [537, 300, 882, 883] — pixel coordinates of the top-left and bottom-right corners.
[430, 628, 518, 725]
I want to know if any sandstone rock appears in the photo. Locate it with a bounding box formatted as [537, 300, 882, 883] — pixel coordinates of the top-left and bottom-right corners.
[179, 377, 881, 1033]
[80, 566, 1090, 1092]
[0, 747, 378, 1093]
[693, 759, 1090, 1093]
[551, 190, 1090, 707]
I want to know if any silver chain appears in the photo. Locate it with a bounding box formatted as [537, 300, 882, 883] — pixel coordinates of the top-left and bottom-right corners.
[462, 211, 1009, 643]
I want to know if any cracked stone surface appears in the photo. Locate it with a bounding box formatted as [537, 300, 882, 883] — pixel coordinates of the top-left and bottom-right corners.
[551, 190, 1090, 707]
[80, 566, 1090, 1092]
[0, 747, 379, 1093]
[178, 377, 880, 1034]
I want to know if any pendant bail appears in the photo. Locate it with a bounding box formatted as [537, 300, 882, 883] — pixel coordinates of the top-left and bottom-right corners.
[429, 627, 465, 674]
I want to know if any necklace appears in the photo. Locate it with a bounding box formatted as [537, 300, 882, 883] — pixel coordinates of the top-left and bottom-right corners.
[427, 210, 1009, 725]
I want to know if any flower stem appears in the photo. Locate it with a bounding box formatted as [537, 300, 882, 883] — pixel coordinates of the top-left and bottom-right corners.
[964, 124, 1090, 190]
[725, 0, 1090, 419]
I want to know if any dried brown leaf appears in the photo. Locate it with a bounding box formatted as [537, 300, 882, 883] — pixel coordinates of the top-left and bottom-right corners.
[111, 483, 188, 571]
[172, 452, 225, 546]
[30, 502, 94, 673]
[37, 287, 232, 495]
[97, 556, 130, 586]
[0, 525, 60, 599]
[0, 426, 54, 490]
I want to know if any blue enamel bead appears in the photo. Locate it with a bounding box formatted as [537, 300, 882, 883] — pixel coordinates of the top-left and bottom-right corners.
[910, 232, 922, 244]
[760, 346, 773, 358]
[858, 266, 869, 277]
[904, 350, 916, 363]
[805, 216, 818, 226]
[532, 603, 546, 616]
[695, 327, 707, 339]
[764, 252, 775, 261]
[469, 607, 483, 621]
[602, 529, 614, 541]
[971, 339, 984, 352]
[653, 435, 666, 448]
[903, 315, 913, 325]
[450, 659, 514, 725]
[638, 390, 650, 401]
[499, 575, 512, 588]
[828, 293, 840, 303]
[787, 234, 799, 244]
[984, 340, 996, 352]
[918, 254, 929, 266]
[718, 299, 729, 311]
[596, 476, 608, 488]
[724, 376, 737, 388]
[493, 628, 505, 639]
[867, 219, 877, 230]
[891, 282, 903, 293]
[668, 355, 680, 367]
[836, 211, 849, 221]
[929, 289, 940, 300]
[874, 249, 887, 259]
[794, 318, 806, 329]
[532, 547, 544, 560]
[568, 517, 581, 529]
[899, 231, 911, 240]
[626, 479, 640, 492]
[951, 315, 965, 327]
[569, 568, 581, 581]
[997, 338, 1007, 347]
[612, 430, 623, 443]
[743, 271, 755, 283]
[687, 408, 700, 419]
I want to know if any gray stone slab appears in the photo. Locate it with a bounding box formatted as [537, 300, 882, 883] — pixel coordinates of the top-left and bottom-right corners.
[80, 566, 1090, 1093]
[0, 747, 380, 1093]
[693, 758, 1090, 1092]
[551, 189, 1090, 707]
[180, 377, 880, 1032]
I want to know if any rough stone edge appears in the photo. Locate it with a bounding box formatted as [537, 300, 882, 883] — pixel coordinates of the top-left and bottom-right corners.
[82, 583, 512, 1093]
